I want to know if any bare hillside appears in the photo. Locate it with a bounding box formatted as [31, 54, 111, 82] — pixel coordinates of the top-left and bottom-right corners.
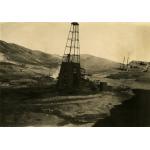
[0, 40, 120, 87]
[81, 54, 119, 73]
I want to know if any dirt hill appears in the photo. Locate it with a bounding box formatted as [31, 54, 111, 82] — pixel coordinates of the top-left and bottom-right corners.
[0, 40, 119, 87]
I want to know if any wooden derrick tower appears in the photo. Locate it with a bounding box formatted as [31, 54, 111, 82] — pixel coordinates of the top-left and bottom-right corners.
[57, 22, 81, 91]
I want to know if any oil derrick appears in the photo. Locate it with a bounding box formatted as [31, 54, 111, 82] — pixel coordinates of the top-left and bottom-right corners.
[57, 22, 81, 92]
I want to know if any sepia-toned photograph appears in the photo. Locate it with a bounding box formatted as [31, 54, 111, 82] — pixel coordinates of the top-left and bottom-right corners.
[0, 22, 150, 127]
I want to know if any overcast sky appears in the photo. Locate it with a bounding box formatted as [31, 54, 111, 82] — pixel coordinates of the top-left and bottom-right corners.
[0, 22, 150, 62]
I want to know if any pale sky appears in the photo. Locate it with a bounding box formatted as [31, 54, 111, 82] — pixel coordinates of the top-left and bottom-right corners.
[0, 22, 150, 62]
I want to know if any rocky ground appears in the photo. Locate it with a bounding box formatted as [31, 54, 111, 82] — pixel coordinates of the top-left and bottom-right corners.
[0, 89, 133, 127]
[1, 66, 150, 127]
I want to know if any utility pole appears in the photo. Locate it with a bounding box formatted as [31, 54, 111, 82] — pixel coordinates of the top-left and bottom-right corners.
[126, 56, 129, 71]
[121, 56, 125, 69]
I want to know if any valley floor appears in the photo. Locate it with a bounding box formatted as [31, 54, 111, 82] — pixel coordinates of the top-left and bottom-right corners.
[92, 70, 150, 90]
[0, 87, 133, 126]
[0, 68, 150, 127]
